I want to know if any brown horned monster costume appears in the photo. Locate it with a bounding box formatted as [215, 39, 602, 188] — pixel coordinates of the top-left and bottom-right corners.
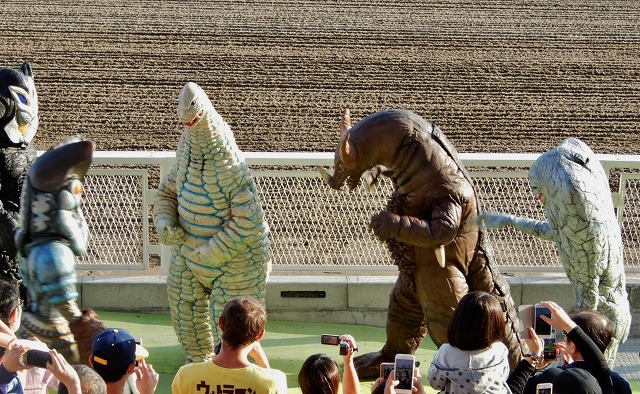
[318, 108, 522, 378]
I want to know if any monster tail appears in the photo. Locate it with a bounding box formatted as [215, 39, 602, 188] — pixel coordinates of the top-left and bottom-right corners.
[470, 229, 524, 369]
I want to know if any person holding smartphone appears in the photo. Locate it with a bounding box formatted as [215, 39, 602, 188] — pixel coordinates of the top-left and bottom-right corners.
[507, 301, 616, 394]
[298, 334, 360, 394]
[427, 291, 512, 393]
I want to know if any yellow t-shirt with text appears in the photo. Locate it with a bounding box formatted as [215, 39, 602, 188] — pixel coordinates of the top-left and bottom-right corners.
[171, 360, 288, 394]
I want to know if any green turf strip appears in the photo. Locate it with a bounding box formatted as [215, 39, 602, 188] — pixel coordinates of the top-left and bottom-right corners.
[98, 311, 640, 394]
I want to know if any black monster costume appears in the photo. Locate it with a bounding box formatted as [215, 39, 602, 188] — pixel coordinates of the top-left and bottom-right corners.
[0, 61, 38, 284]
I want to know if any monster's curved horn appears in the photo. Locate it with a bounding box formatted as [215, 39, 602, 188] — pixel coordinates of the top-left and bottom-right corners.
[340, 105, 352, 136]
[30, 139, 94, 192]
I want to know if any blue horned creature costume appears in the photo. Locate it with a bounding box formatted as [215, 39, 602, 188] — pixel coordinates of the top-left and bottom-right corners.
[14, 138, 106, 365]
[481, 138, 631, 366]
[154, 82, 271, 363]
[0, 61, 38, 284]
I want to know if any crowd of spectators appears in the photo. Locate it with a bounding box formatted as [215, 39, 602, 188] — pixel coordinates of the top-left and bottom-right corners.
[0, 290, 631, 394]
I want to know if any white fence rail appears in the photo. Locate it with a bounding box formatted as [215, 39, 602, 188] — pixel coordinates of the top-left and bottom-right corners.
[76, 151, 640, 274]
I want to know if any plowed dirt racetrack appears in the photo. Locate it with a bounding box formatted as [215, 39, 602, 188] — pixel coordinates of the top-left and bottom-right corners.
[1, 1, 638, 155]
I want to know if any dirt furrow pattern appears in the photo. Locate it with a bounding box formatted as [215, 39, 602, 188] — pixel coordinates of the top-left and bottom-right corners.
[0, 0, 638, 156]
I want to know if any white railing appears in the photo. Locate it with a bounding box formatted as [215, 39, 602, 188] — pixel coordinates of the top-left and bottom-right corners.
[76, 151, 640, 274]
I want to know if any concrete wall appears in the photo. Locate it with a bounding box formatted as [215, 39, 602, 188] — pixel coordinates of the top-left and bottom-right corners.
[78, 274, 640, 337]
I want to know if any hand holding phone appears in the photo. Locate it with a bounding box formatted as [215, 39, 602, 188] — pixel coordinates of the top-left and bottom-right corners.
[394, 354, 415, 394]
[534, 304, 554, 339]
[20, 349, 52, 368]
[379, 362, 395, 380]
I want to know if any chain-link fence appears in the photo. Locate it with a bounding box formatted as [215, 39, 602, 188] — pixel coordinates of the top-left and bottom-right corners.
[75, 152, 640, 273]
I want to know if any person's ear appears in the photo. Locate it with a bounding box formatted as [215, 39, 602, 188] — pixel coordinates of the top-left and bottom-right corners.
[127, 362, 136, 375]
[255, 330, 265, 342]
[88, 356, 94, 367]
[8, 306, 20, 330]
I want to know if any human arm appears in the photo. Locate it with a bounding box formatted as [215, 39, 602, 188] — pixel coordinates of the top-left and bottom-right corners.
[249, 342, 270, 368]
[46, 349, 81, 394]
[0, 320, 16, 349]
[340, 335, 360, 394]
[539, 301, 613, 394]
[135, 359, 159, 394]
[507, 327, 544, 393]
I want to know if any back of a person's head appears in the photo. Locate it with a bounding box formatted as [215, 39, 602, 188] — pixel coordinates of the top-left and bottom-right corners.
[90, 328, 140, 383]
[447, 291, 505, 350]
[220, 297, 267, 349]
[552, 368, 602, 394]
[58, 365, 107, 394]
[0, 278, 19, 325]
[298, 353, 340, 394]
[570, 309, 613, 353]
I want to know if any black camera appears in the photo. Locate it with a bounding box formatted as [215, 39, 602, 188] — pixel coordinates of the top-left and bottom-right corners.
[320, 334, 357, 355]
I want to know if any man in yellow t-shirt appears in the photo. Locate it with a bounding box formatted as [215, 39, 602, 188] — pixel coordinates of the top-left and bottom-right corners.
[172, 297, 287, 394]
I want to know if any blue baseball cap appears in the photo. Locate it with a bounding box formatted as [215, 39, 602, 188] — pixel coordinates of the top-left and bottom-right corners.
[91, 328, 149, 367]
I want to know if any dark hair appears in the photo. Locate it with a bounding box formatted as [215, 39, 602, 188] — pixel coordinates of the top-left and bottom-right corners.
[298, 353, 340, 394]
[0, 279, 20, 325]
[447, 291, 506, 350]
[569, 309, 613, 353]
[59, 365, 107, 394]
[220, 297, 267, 349]
[91, 362, 130, 383]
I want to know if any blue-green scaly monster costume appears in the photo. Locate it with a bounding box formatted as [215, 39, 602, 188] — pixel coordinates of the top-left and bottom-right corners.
[154, 82, 271, 363]
[481, 138, 630, 365]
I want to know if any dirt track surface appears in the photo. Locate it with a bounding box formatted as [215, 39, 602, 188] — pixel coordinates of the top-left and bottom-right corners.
[1, 1, 638, 155]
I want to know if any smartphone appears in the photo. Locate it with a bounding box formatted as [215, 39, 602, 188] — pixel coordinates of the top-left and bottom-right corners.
[534, 304, 553, 338]
[543, 337, 557, 360]
[536, 382, 553, 394]
[380, 362, 395, 380]
[320, 334, 341, 345]
[21, 349, 52, 368]
[394, 354, 415, 394]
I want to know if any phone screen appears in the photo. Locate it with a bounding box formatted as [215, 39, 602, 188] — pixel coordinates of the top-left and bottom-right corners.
[536, 386, 552, 394]
[543, 338, 556, 360]
[320, 334, 340, 345]
[534, 306, 552, 336]
[394, 357, 414, 390]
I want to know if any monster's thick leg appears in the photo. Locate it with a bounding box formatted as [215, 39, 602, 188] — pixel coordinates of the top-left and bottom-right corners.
[167, 253, 214, 363]
[414, 262, 467, 347]
[209, 261, 269, 349]
[354, 274, 426, 379]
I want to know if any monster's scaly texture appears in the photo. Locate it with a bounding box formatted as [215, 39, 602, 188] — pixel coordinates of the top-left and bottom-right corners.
[482, 138, 631, 365]
[321, 109, 523, 378]
[154, 82, 271, 363]
[14, 138, 104, 364]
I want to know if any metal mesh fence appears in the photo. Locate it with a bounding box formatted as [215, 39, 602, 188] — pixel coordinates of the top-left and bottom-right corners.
[71, 154, 640, 272]
[77, 169, 147, 269]
[256, 170, 561, 270]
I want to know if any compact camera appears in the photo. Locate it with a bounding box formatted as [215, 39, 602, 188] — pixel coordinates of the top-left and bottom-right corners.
[320, 334, 358, 356]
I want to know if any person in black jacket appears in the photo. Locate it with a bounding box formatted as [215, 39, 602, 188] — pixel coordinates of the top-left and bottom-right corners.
[507, 301, 614, 394]
[522, 308, 630, 394]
